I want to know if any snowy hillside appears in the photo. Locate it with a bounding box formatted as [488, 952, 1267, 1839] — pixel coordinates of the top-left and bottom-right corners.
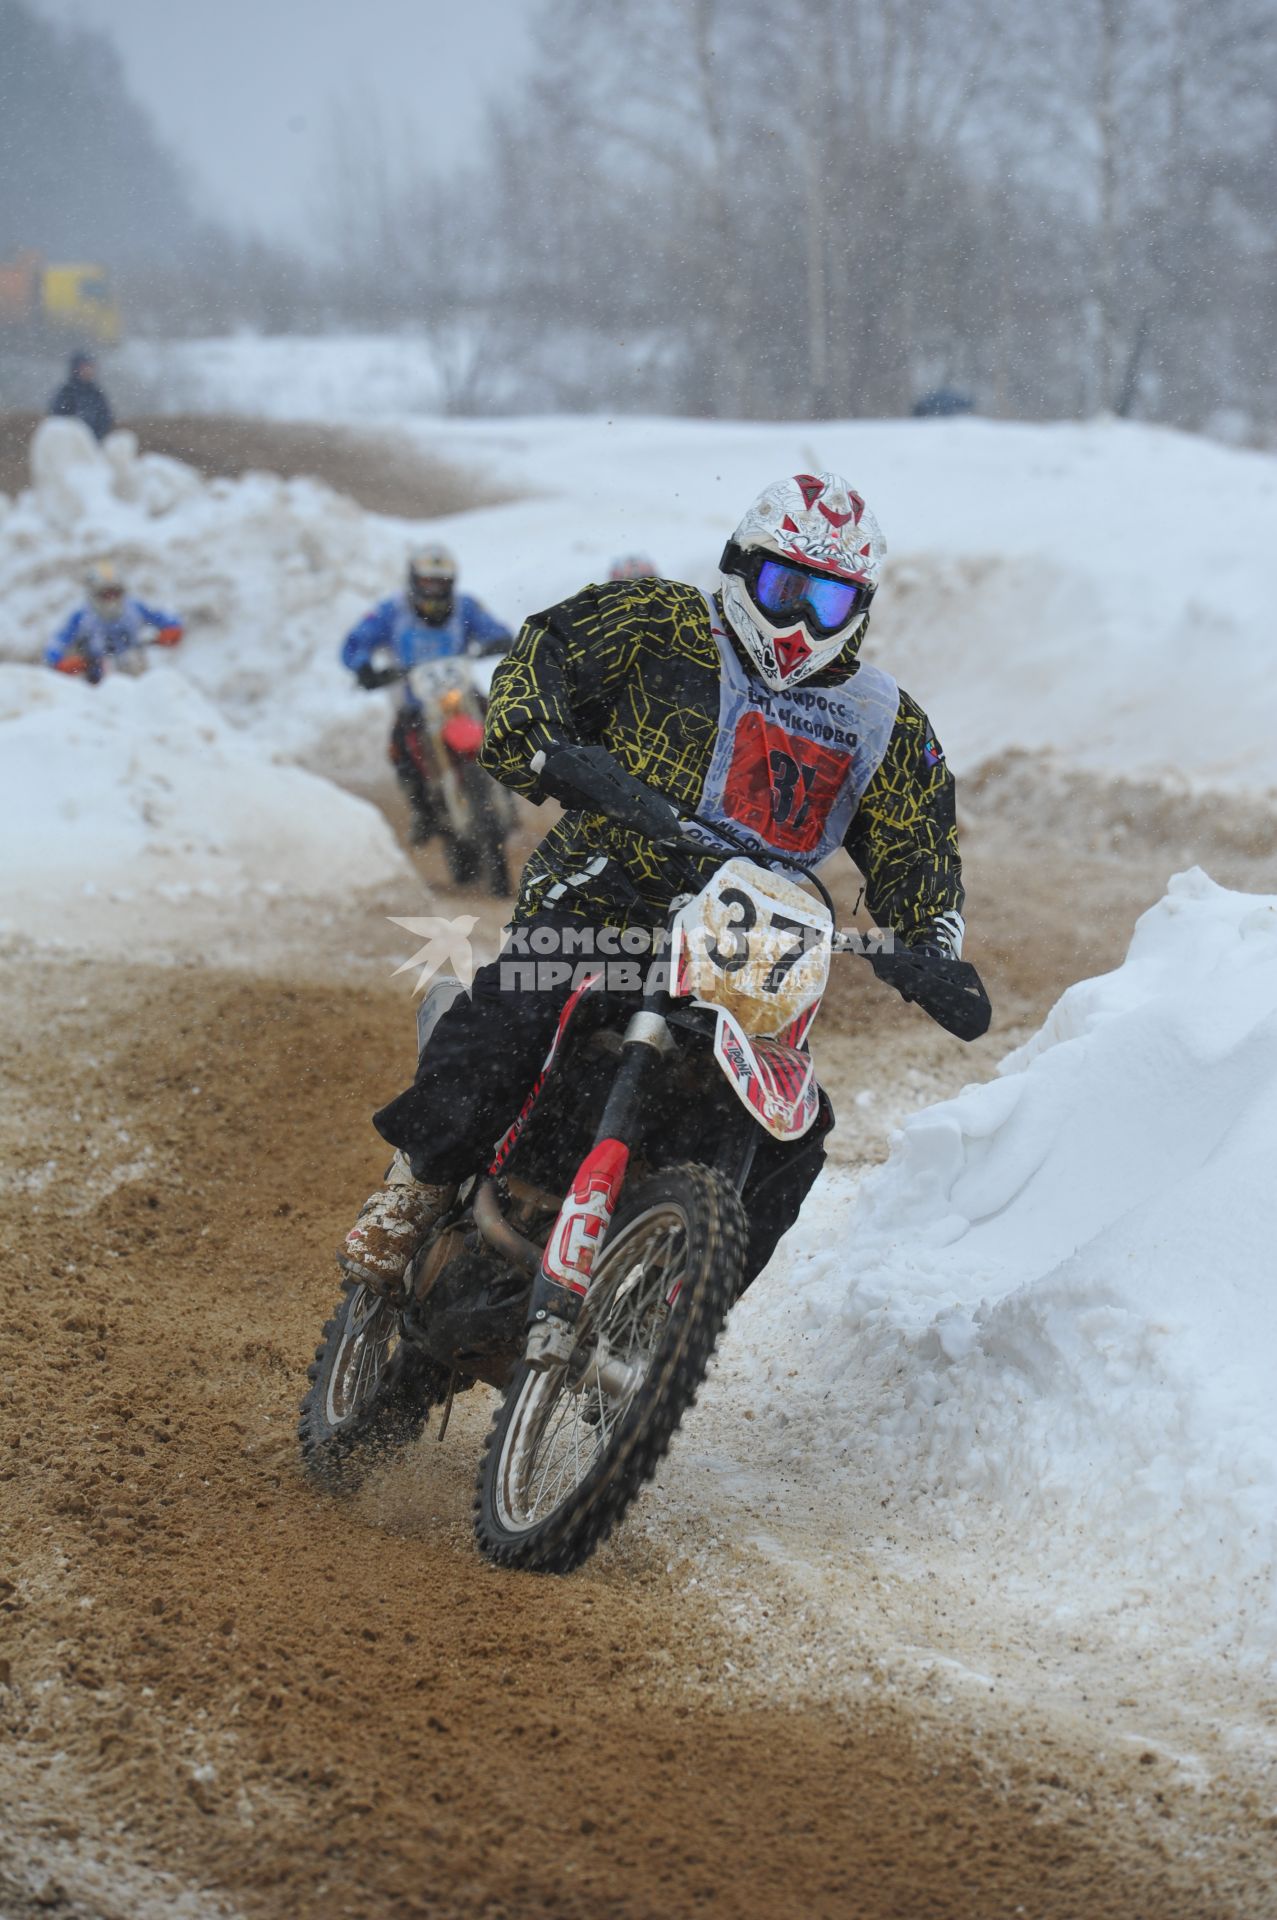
[0, 421, 416, 952]
[413, 412, 1277, 796]
[3, 405, 1274, 799]
[0, 418, 447, 770]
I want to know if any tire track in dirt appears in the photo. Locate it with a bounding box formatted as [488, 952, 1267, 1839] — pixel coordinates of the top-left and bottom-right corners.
[1, 932, 1269, 1919]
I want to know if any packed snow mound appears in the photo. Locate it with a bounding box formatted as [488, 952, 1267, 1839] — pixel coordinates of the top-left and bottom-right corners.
[733, 870, 1277, 1659]
[0, 666, 409, 942]
[0, 417, 488, 770]
[26, 417, 205, 530]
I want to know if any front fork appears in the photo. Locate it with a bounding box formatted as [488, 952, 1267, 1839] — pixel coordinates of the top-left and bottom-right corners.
[524, 1009, 674, 1369]
[427, 722, 468, 835]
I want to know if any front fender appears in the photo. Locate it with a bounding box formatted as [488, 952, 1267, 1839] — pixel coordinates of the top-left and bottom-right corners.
[711, 1008, 820, 1140]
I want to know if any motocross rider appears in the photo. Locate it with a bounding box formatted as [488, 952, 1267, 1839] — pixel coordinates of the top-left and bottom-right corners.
[46, 563, 183, 681]
[341, 545, 512, 846]
[341, 473, 977, 1299]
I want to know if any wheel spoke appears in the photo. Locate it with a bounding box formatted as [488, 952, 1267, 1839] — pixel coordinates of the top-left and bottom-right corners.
[493, 1200, 692, 1533]
[325, 1289, 398, 1428]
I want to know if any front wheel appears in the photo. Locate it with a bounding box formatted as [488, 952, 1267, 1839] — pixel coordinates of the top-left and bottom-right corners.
[459, 758, 512, 897]
[474, 1163, 748, 1573]
[299, 1278, 448, 1492]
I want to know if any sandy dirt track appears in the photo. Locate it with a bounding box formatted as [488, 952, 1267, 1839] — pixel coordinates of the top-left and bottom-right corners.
[4, 782, 1277, 1919]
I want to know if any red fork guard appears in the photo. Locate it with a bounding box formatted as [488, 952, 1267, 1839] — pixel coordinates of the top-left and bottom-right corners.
[441, 712, 485, 757]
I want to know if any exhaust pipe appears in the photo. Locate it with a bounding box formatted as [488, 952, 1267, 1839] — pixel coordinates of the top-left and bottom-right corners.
[472, 1176, 541, 1276]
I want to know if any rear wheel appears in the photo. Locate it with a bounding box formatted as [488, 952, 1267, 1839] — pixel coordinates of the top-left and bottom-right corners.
[299, 1278, 448, 1492]
[474, 1163, 747, 1573]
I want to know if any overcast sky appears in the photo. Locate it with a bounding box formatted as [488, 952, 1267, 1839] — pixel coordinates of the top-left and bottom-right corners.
[29, 0, 535, 236]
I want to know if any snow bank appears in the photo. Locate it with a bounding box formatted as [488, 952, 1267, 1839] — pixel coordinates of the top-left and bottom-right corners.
[0, 422, 421, 957]
[4, 408, 1275, 798]
[411, 413, 1277, 796]
[27, 418, 205, 531]
[0, 666, 408, 945]
[732, 870, 1277, 1660]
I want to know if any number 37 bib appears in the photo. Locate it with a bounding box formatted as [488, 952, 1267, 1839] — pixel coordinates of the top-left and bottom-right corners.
[693, 596, 899, 869]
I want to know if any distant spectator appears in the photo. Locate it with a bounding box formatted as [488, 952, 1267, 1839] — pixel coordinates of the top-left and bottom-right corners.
[47, 350, 114, 441]
[911, 388, 975, 420]
[608, 554, 660, 581]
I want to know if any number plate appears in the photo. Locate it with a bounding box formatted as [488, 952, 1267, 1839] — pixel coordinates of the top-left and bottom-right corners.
[671, 858, 830, 1037]
[407, 656, 472, 704]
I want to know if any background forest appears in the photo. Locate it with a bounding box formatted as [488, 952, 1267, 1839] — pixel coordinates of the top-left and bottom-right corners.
[2, 0, 1274, 432]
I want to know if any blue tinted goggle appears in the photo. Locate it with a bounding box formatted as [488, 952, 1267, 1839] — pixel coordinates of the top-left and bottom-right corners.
[723, 542, 873, 638]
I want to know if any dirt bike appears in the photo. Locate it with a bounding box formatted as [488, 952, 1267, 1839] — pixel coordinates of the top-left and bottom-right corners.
[376, 650, 514, 896]
[299, 744, 990, 1573]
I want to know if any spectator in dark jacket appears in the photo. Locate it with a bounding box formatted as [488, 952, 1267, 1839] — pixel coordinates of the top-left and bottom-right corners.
[48, 351, 114, 441]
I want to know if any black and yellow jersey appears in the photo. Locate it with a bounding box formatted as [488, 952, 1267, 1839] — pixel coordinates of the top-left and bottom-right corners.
[480, 577, 963, 941]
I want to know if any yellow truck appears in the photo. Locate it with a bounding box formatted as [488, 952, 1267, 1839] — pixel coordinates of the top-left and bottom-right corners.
[0, 251, 121, 347]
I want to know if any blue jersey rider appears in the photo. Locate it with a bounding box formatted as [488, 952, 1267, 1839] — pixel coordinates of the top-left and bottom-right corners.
[341, 543, 511, 847]
[46, 563, 183, 682]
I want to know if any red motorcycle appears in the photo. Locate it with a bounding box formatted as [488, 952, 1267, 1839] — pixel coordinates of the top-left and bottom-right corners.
[378, 652, 514, 895]
[299, 745, 989, 1572]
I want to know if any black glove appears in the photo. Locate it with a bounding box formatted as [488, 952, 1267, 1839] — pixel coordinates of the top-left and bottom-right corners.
[868, 943, 992, 1042]
[356, 662, 401, 690]
[536, 742, 683, 844]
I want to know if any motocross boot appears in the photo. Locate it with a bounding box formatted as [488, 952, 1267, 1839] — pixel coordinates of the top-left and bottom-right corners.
[338, 1152, 456, 1299]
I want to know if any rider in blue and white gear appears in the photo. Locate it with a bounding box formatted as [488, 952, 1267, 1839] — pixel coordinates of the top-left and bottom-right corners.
[46, 563, 183, 682]
[341, 544, 510, 693]
[341, 544, 512, 843]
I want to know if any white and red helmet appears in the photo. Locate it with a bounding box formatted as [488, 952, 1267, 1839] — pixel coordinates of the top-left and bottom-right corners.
[719, 472, 886, 690]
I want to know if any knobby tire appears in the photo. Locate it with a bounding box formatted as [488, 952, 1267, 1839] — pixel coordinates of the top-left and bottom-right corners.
[474, 1163, 747, 1573]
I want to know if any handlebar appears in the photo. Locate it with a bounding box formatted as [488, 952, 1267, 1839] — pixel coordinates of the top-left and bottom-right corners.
[537, 740, 991, 1043]
[357, 652, 489, 693]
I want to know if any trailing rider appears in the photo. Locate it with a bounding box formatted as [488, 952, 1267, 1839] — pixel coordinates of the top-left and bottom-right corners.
[341, 545, 512, 846]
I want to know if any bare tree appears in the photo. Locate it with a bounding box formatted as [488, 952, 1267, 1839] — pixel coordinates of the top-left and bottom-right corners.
[285, 0, 1277, 438]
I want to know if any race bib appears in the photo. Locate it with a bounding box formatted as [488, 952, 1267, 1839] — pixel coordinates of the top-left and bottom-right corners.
[694, 597, 899, 869]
